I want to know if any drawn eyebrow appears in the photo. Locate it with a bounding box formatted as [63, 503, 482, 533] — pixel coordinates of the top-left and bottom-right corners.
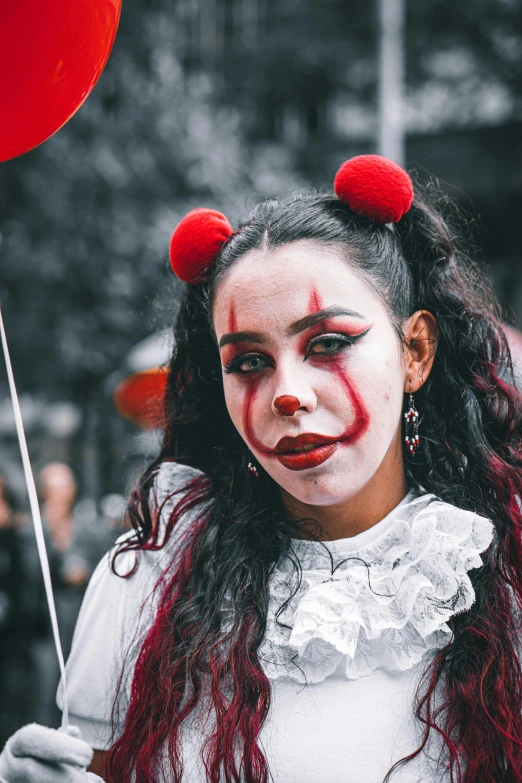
[287, 307, 365, 336]
[218, 308, 365, 348]
[218, 331, 267, 349]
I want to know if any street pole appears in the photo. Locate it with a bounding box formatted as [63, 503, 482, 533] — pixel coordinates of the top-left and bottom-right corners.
[378, 0, 406, 166]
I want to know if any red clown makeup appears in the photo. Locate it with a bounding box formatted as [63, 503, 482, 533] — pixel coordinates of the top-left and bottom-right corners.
[273, 396, 300, 416]
[213, 240, 408, 509]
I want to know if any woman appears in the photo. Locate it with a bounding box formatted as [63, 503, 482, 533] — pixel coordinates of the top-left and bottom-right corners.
[2, 155, 522, 783]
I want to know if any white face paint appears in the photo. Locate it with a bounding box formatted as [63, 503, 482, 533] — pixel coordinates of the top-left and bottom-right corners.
[212, 240, 408, 508]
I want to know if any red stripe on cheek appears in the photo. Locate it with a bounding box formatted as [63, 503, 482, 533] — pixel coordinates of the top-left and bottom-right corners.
[326, 359, 370, 444]
[242, 380, 273, 455]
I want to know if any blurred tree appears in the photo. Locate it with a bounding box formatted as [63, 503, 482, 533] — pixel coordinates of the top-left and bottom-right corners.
[197, 0, 522, 141]
[0, 0, 302, 407]
[407, 1, 522, 131]
[1, 0, 521, 409]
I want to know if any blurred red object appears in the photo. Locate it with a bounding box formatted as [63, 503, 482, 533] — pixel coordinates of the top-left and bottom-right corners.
[114, 368, 169, 430]
[0, 0, 121, 162]
[112, 331, 173, 429]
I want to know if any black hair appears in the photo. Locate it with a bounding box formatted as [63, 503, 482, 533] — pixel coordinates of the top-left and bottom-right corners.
[109, 179, 522, 783]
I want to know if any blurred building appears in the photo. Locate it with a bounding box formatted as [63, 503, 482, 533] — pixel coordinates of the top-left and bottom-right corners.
[173, 0, 522, 327]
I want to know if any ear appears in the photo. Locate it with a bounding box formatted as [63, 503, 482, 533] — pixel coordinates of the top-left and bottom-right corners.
[403, 310, 439, 393]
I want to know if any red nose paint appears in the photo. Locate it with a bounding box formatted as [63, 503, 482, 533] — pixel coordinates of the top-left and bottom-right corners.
[274, 395, 301, 415]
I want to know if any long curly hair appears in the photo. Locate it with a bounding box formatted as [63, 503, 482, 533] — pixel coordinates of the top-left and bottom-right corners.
[107, 180, 522, 783]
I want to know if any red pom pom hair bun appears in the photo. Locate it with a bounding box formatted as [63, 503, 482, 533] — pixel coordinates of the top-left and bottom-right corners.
[169, 208, 233, 284]
[334, 154, 414, 224]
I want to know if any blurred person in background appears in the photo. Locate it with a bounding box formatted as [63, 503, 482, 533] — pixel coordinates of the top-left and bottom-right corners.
[0, 475, 34, 747]
[32, 462, 105, 727]
[39, 461, 89, 600]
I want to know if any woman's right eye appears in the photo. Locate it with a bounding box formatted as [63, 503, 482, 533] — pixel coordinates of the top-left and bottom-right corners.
[224, 353, 271, 375]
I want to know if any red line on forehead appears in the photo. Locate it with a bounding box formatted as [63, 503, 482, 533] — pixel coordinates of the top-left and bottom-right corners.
[308, 288, 323, 314]
[295, 288, 328, 354]
[228, 302, 237, 333]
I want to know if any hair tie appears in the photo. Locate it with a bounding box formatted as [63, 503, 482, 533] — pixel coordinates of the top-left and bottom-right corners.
[169, 156, 411, 283]
[169, 208, 233, 284]
[334, 154, 413, 224]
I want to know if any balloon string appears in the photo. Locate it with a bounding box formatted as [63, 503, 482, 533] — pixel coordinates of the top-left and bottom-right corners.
[0, 308, 69, 731]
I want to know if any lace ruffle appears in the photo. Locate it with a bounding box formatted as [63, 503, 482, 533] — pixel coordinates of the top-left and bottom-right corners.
[258, 494, 494, 683]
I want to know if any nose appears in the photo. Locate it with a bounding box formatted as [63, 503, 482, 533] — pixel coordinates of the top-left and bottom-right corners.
[274, 395, 301, 416]
[271, 362, 317, 417]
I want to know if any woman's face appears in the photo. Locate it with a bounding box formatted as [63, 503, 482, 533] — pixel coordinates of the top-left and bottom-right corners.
[212, 240, 409, 507]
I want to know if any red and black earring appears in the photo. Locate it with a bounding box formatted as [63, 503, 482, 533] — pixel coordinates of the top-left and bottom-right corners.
[247, 456, 259, 479]
[404, 381, 420, 456]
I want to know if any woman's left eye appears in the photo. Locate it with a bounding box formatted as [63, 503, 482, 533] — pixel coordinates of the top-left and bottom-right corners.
[306, 334, 356, 356]
[224, 352, 271, 375]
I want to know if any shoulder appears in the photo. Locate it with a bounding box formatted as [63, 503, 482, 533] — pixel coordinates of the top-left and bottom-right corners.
[92, 461, 208, 615]
[148, 460, 207, 539]
[82, 460, 206, 625]
[113, 460, 206, 569]
[58, 461, 206, 746]
[151, 460, 204, 499]
[407, 490, 496, 553]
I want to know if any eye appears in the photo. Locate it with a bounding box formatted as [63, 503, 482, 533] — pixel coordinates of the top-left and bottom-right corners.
[224, 353, 272, 375]
[306, 333, 358, 357]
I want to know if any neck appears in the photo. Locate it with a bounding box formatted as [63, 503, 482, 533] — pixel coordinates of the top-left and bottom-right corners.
[282, 438, 409, 541]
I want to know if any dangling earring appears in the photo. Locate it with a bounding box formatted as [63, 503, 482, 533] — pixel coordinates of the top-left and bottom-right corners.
[247, 458, 259, 479]
[404, 380, 420, 456]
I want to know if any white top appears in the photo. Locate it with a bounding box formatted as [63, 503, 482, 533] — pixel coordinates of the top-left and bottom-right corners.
[57, 462, 495, 782]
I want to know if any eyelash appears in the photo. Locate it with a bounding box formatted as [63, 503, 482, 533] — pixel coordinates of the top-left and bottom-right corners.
[305, 332, 360, 358]
[224, 354, 272, 375]
[223, 332, 363, 376]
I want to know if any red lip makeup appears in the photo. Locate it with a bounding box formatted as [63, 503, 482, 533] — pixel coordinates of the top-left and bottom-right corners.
[274, 433, 341, 471]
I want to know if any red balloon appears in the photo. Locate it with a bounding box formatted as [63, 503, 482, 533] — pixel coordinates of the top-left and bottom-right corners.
[0, 0, 122, 162]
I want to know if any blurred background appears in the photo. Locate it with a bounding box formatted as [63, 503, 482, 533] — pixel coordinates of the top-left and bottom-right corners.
[1, 0, 522, 745]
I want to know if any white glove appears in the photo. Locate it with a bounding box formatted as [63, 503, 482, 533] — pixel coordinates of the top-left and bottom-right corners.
[0, 724, 103, 783]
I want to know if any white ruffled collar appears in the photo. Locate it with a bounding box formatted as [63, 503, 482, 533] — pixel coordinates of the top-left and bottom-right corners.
[258, 489, 495, 684]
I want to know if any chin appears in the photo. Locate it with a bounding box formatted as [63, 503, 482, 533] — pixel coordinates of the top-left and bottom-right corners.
[268, 460, 369, 508]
